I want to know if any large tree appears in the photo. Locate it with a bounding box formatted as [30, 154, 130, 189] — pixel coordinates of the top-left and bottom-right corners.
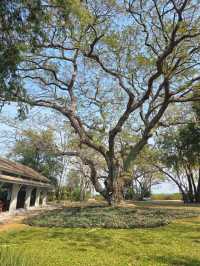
[1, 0, 200, 204]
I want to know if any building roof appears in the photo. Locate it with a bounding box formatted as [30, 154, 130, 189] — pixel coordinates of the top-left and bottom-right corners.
[0, 158, 49, 184]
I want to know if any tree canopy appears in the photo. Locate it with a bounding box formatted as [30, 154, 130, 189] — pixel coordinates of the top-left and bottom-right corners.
[157, 118, 200, 203]
[10, 129, 62, 186]
[0, 0, 200, 204]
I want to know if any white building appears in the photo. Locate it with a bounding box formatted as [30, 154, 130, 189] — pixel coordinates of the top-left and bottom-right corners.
[0, 158, 51, 213]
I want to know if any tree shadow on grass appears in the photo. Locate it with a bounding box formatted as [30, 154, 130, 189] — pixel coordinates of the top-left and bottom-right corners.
[0, 226, 113, 250]
[153, 255, 200, 266]
[134, 200, 200, 208]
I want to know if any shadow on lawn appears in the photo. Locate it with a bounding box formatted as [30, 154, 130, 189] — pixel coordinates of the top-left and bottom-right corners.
[0, 225, 113, 247]
[134, 200, 200, 209]
[153, 255, 200, 266]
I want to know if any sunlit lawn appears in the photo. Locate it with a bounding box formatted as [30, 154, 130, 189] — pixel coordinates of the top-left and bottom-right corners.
[1, 202, 200, 266]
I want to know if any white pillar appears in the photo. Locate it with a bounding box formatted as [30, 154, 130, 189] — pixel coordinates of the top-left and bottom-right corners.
[42, 190, 48, 207]
[9, 184, 21, 213]
[24, 187, 33, 210]
[35, 188, 41, 207]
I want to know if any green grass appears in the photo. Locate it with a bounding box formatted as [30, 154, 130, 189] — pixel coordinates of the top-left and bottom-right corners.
[0, 248, 37, 266]
[25, 205, 200, 229]
[1, 202, 200, 266]
[151, 193, 182, 200]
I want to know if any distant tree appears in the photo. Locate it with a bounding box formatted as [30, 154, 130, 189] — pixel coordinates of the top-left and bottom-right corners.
[66, 165, 92, 202]
[10, 129, 62, 186]
[124, 146, 162, 200]
[157, 122, 200, 203]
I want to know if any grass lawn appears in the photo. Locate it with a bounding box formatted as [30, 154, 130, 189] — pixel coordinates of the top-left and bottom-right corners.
[1, 201, 200, 266]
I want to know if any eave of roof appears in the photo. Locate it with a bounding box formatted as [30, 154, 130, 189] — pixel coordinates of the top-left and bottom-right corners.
[0, 174, 52, 189]
[0, 158, 49, 183]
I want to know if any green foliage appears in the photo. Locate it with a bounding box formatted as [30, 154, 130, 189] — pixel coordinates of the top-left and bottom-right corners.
[53, 186, 89, 202]
[123, 143, 163, 201]
[69, 187, 91, 201]
[159, 122, 200, 169]
[64, 171, 92, 202]
[71, 187, 81, 201]
[125, 187, 151, 201]
[65, 170, 81, 198]
[103, 33, 121, 50]
[0, 0, 47, 102]
[178, 123, 200, 165]
[53, 0, 93, 26]
[157, 120, 200, 203]
[135, 55, 154, 66]
[10, 129, 62, 185]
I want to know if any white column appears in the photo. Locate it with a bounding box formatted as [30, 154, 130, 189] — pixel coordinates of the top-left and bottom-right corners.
[9, 184, 21, 213]
[42, 190, 48, 207]
[24, 187, 33, 209]
[35, 188, 41, 207]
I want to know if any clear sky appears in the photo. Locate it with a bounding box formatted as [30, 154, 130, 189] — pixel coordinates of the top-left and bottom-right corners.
[152, 181, 179, 194]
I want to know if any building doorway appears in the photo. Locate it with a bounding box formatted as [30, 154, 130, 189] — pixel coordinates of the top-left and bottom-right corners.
[30, 188, 36, 207]
[0, 182, 12, 212]
[16, 185, 26, 209]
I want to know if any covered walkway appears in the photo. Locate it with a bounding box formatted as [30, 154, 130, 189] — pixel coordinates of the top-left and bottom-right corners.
[0, 158, 51, 213]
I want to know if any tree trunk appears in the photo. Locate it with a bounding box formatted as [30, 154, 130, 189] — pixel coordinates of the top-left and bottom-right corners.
[194, 169, 200, 203]
[187, 174, 194, 203]
[80, 188, 85, 201]
[182, 192, 190, 203]
[86, 157, 125, 205]
[111, 178, 124, 205]
[104, 176, 124, 206]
